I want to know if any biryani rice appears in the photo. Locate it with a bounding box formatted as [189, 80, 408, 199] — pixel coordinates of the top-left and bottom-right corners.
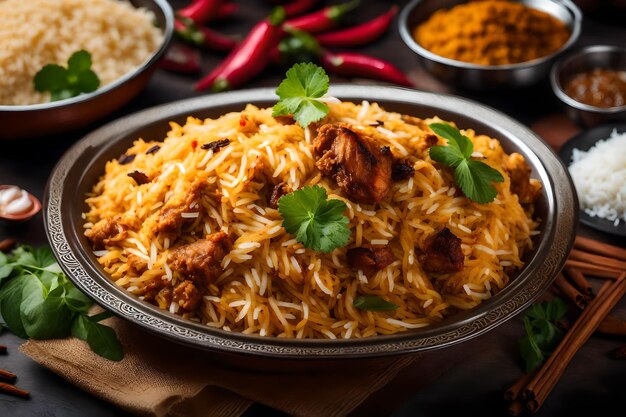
[83, 101, 539, 339]
[0, 0, 163, 105]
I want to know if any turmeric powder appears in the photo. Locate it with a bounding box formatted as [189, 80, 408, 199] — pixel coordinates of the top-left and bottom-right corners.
[414, 0, 570, 66]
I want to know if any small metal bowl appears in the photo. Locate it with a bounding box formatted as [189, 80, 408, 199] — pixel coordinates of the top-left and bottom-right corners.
[0, 0, 174, 140]
[399, 0, 582, 90]
[551, 45, 626, 127]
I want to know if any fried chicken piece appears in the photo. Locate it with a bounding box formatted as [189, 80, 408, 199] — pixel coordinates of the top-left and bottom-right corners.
[421, 228, 464, 274]
[173, 280, 201, 311]
[346, 245, 395, 272]
[504, 152, 542, 204]
[156, 179, 207, 233]
[85, 215, 127, 249]
[167, 232, 232, 285]
[313, 123, 393, 204]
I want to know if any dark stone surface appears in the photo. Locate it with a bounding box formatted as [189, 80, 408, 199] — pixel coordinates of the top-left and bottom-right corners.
[1, 1, 626, 416]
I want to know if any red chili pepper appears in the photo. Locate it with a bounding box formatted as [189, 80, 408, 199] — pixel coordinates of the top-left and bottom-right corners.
[174, 19, 237, 52]
[283, 0, 359, 33]
[320, 51, 413, 87]
[315, 5, 398, 48]
[195, 8, 287, 92]
[159, 42, 202, 74]
[177, 0, 223, 24]
[283, 0, 321, 17]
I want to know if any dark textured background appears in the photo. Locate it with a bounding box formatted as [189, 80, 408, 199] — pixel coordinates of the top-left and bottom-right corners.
[1, 1, 626, 416]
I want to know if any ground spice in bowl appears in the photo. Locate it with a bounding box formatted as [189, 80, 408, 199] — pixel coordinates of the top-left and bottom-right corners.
[414, 0, 571, 66]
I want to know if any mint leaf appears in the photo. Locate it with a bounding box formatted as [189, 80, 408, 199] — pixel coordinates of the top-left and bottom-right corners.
[273, 63, 330, 128]
[353, 295, 398, 311]
[33, 50, 100, 101]
[0, 274, 30, 338]
[519, 298, 567, 372]
[20, 279, 73, 339]
[429, 123, 504, 203]
[278, 185, 350, 253]
[72, 315, 123, 361]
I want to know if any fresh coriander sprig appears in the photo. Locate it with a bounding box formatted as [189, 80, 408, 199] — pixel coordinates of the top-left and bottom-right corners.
[278, 185, 350, 253]
[272, 62, 331, 128]
[519, 298, 568, 372]
[0, 245, 123, 361]
[429, 123, 504, 204]
[34, 50, 100, 102]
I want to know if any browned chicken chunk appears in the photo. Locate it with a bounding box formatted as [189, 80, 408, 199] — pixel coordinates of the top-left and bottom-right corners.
[421, 228, 464, 274]
[313, 123, 393, 204]
[167, 232, 232, 285]
[346, 245, 395, 272]
[156, 180, 207, 233]
[504, 153, 541, 204]
[85, 216, 127, 249]
[173, 280, 201, 311]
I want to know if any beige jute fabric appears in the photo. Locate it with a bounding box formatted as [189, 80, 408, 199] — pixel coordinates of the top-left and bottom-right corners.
[20, 316, 418, 417]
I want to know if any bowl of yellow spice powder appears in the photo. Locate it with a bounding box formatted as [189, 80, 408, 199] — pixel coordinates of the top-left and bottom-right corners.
[399, 0, 582, 90]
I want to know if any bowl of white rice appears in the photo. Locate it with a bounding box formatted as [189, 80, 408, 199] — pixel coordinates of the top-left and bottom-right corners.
[0, 0, 174, 139]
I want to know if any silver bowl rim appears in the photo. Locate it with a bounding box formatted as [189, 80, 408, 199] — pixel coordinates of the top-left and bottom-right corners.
[398, 0, 582, 71]
[550, 44, 626, 114]
[0, 0, 174, 112]
[44, 86, 577, 359]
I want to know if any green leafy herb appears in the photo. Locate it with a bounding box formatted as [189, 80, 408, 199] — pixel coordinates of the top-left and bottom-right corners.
[0, 245, 123, 361]
[429, 123, 504, 203]
[519, 298, 568, 372]
[272, 62, 330, 128]
[34, 50, 100, 101]
[278, 185, 350, 253]
[353, 295, 398, 311]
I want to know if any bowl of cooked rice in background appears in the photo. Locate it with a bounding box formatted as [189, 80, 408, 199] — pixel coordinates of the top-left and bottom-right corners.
[44, 86, 576, 359]
[0, 0, 173, 140]
[398, 0, 582, 90]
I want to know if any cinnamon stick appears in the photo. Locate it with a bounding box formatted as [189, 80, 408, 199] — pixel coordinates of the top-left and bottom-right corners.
[608, 345, 626, 360]
[0, 381, 29, 399]
[0, 238, 15, 252]
[554, 273, 587, 309]
[564, 267, 593, 295]
[525, 273, 626, 413]
[569, 248, 626, 271]
[504, 370, 537, 401]
[508, 400, 525, 416]
[0, 345, 6, 354]
[575, 235, 626, 262]
[564, 260, 622, 278]
[597, 315, 626, 336]
[0, 369, 16, 383]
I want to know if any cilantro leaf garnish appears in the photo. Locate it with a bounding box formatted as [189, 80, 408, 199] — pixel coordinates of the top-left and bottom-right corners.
[519, 298, 568, 372]
[353, 295, 398, 311]
[0, 244, 123, 361]
[34, 50, 100, 102]
[273, 63, 330, 128]
[278, 185, 350, 253]
[429, 123, 504, 204]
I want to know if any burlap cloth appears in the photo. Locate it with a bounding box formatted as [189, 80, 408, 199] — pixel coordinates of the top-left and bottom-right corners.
[20, 315, 418, 417]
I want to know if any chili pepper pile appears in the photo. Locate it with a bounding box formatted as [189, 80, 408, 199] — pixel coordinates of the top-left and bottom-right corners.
[160, 0, 413, 91]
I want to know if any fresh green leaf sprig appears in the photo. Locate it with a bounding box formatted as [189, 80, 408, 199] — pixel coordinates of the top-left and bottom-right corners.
[278, 185, 351, 253]
[353, 295, 398, 311]
[429, 123, 504, 204]
[272, 62, 331, 128]
[34, 50, 100, 102]
[0, 245, 123, 361]
[519, 298, 568, 372]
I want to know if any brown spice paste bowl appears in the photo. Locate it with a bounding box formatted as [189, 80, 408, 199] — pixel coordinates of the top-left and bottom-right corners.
[44, 86, 577, 359]
[0, 0, 174, 140]
[398, 0, 582, 90]
[551, 45, 626, 127]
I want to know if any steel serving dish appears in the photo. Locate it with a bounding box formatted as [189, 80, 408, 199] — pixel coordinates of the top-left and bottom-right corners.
[398, 0, 582, 90]
[44, 86, 576, 359]
[0, 0, 174, 140]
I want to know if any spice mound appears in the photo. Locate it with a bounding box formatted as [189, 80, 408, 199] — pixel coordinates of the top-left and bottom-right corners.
[414, 0, 571, 66]
[565, 69, 626, 108]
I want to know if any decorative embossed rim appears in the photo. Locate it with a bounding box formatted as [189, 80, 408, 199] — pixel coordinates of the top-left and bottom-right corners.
[44, 86, 576, 359]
